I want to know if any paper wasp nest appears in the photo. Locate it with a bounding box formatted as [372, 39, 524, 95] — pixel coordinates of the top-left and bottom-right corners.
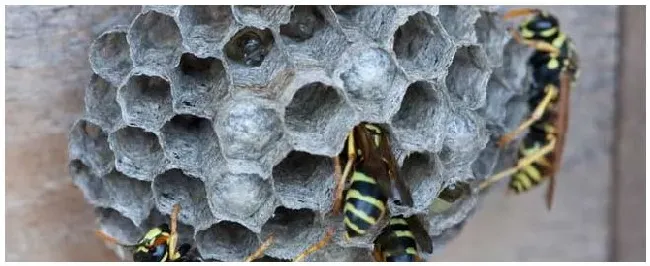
[68, 5, 531, 261]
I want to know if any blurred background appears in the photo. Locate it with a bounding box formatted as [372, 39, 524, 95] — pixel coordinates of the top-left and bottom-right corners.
[4, 5, 645, 261]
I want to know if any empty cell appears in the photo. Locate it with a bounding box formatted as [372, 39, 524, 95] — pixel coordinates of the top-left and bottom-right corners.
[69, 160, 108, 206]
[392, 11, 454, 80]
[285, 82, 351, 134]
[224, 27, 274, 67]
[159, 114, 222, 178]
[85, 74, 123, 133]
[280, 6, 327, 43]
[272, 151, 335, 212]
[445, 45, 491, 110]
[260, 206, 322, 259]
[118, 74, 173, 131]
[391, 81, 449, 152]
[96, 207, 144, 245]
[177, 6, 234, 55]
[437, 6, 480, 44]
[152, 169, 216, 230]
[334, 6, 397, 46]
[109, 126, 167, 181]
[68, 120, 115, 177]
[399, 152, 443, 210]
[89, 27, 132, 86]
[443, 106, 488, 160]
[474, 11, 509, 67]
[195, 221, 259, 261]
[171, 53, 229, 118]
[128, 10, 183, 70]
[205, 172, 276, 233]
[231, 6, 293, 28]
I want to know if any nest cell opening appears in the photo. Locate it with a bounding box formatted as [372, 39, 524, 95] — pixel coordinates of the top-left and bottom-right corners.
[280, 6, 327, 43]
[224, 27, 275, 67]
[474, 11, 509, 66]
[119, 74, 173, 130]
[285, 82, 346, 134]
[260, 206, 318, 259]
[85, 74, 123, 132]
[172, 53, 229, 117]
[89, 29, 132, 86]
[400, 152, 442, 209]
[437, 6, 480, 44]
[69, 159, 106, 205]
[178, 6, 234, 48]
[195, 221, 259, 261]
[272, 151, 334, 211]
[128, 10, 183, 69]
[160, 114, 221, 176]
[69, 120, 114, 177]
[392, 81, 442, 131]
[110, 126, 166, 181]
[96, 207, 144, 245]
[152, 169, 215, 230]
[445, 45, 490, 110]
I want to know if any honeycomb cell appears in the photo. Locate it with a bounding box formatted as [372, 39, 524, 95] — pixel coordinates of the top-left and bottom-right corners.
[152, 169, 217, 231]
[279, 6, 327, 43]
[84, 74, 123, 133]
[70, 160, 154, 226]
[474, 10, 509, 67]
[284, 82, 356, 155]
[108, 126, 167, 181]
[334, 6, 398, 47]
[205, 172, 276, 233]
[471, 143, 500, 181]
[89, 26, 132, 86]
[445, 45, 491, 110]
[224, 27, 275, 67]
[479, 74, 518, 132]
[68, 119, 114, 177]
[496, 38, 533, 94]
[215, 96, 291, 177]
[128, 10, 183, 71]
[399, 152, 444, 211]
[442, 106, 488, 164]
[437, 6, 480, 44]
[259, 207, 322, 260]
[117, 74, 173, 131]
[231, 5, 293, 29]
[272, 151, 335, 212]
[170, 53, 230, 118]
[391, 80, 449, 153]
[336, 45, 410, 122]
[392, 11, 454, 80]
[159, 114, 223, 179]
[96, 207, 143, 245]
[195, 221, 259, 262]
[426, 192, 477, 236]
[177, 6, 235, 57]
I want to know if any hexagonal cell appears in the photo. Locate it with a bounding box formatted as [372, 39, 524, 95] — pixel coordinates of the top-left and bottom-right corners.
[96, 207, 144, 246]
[117, 74, 173, 131]
[231, 5, 293, 29]
[68, 120, 114, 177]
[85, 74, 123, 133]
[127, 10, 183, 71]
[496, 38, 533, 94]
[108, 126, 167, 181]
[442, 106, 488, 168]
[69, 160, 155, 226]
[437, 6, 480, 44]
[284, 82, 356, 155]
[260, 207, 324, 260]
[224, 27, 275, 67]
[392, 11, 454, 80]
[272, 151, 335, 212]
[279, 6, 328, 43]
[474, 10, 509, 67]
[336, 45, 410, 122]
[398, 152, 444, 211]
[471, 143, 500, 181]
[333, 6, 398, 47]
[426, 192, 478, 237]
[170, 53, 229, 118]
[159, 114, 223, 179]
[479, 74, 518, 132]
[205, 172, 276, 233]
[177, 6, 235, 57]
[89, 26, 132, 86]
[391, 80, 449, 153]
[195, 221, 259, 262]
[215, 96, 291, 177]
[152, 169, 216, 231]
[445, 45, 491, 110]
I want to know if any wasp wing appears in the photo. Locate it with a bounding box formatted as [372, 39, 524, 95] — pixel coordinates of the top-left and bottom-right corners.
[378, 133, 414, 207]
[355, 125, 394, 200]
[546, 72, 571, 210]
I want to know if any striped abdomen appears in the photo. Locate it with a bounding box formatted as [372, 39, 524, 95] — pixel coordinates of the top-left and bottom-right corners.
[343, 171, 387, 239]
[376, 216, 419, 262]
[509, 129, 554, 193]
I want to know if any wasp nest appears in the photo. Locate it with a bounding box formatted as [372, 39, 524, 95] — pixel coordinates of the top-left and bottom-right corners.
[68, 5, 531, 261]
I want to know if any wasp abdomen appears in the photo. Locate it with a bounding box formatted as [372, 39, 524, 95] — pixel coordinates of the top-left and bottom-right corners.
[379, 216, 419, 262]
[343, 171, 387, 238]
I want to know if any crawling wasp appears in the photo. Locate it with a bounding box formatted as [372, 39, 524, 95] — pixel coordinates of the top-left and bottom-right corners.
[481, 8, 580, 210]
[372, 215, 433, 262]
[96, 204, 274, 262]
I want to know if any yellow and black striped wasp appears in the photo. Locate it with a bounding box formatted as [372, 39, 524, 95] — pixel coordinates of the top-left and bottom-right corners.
[96, 204, 274, 262]
[481, 8, 580, 210]
[372, 215, 433, 262]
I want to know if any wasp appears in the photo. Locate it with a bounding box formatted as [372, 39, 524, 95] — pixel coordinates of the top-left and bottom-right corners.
[429, 181, 472, 214]
[372, 215, 433, 262]
[480, 8, 580, 210]
[96, 204, 274, 262]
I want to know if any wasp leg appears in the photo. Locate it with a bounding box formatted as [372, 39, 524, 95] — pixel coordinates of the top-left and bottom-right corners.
[497, 86, 557, 148]
[502, 8, 539, 19]
[293, 228, 335, 262]
[332, 131, 356, 215]
[244, 234, 274, 262]
[372, 247, 384, 262]
[168, 203, 181, 261]
[480, 136, 556, 191]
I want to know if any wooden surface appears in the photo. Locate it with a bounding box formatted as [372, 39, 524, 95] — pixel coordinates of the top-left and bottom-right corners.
[4, 5, 644, 261]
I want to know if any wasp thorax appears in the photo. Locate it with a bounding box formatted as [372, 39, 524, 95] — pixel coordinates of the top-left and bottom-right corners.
[224, 27, 274, 67]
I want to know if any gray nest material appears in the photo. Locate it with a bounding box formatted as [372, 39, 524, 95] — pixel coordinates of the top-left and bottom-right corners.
[68, 5, 531, 262]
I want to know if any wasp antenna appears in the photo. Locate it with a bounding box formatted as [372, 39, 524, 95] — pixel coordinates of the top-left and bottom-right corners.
[503, 8, 538, 20]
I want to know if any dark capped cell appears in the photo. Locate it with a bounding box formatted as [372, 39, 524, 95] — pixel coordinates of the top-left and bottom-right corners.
[279, 6, 326, 42]
[224, 27, 274, 67]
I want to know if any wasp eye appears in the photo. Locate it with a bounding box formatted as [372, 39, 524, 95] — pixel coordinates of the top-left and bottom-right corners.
[535, 20, 553, 30]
